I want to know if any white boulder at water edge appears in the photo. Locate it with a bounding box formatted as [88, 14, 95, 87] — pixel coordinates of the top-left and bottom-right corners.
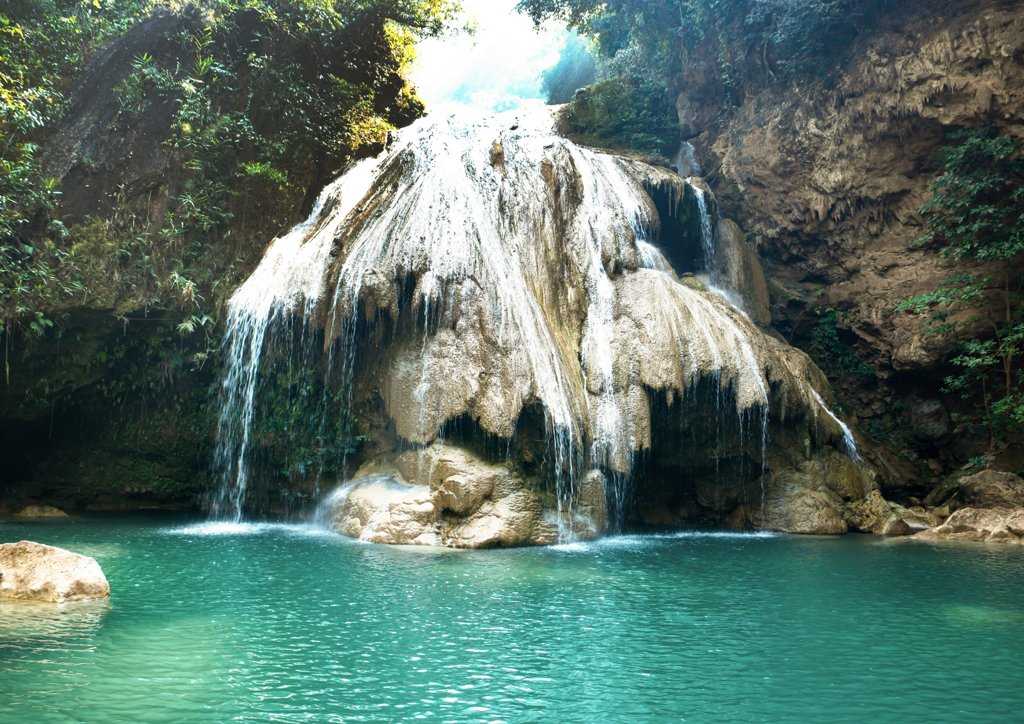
[210, 106, 893, 545]
[0, 541, 110, 603]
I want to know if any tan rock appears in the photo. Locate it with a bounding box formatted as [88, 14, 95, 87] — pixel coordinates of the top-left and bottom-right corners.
[327, 475, 439, 546]
[958, 470, 1024, 509]
[914, 507, 1024, 544]
[715, 218, 771, 326]
[15, 505, 68, 519]
[0, 541, 110, 603]
[880, 516, 913, 537]
[328, 444, 596, 548]
[757, 472, 848, 535]
[847, 489, 939, 535]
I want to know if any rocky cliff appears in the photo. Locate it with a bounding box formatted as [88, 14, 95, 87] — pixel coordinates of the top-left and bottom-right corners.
[676, 0, 1024, 495]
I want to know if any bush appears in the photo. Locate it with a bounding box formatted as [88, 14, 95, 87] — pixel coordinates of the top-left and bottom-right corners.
[562, 77, 679, 155]
[898, 130, 1024, 446]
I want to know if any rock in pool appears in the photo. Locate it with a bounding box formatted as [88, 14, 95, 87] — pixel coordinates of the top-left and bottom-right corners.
[14, 505, 69, 519]
[0, 541, 111, 602]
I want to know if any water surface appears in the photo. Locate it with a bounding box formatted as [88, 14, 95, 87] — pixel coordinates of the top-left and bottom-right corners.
[2, 517, 1022, 722]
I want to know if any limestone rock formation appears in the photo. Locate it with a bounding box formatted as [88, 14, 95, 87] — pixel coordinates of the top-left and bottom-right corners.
[0, 541, 110, 603]
[325, 444, 573, 548]
[213, 105, 878, 543]
[675, 0, 1024, 490]
[915, 508, 1024, 544]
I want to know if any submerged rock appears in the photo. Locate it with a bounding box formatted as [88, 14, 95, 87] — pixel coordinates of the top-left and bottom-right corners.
[914, 508, 1024, 545]
[14, 505, 69, 519]
[0, 541, 110, 602]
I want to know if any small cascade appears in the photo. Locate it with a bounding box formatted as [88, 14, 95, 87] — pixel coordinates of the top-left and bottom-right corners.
[674, 141, 701, 177]
[808, 387, 862, 462]
[637, 241, 673, 272]
[209, 159, 382, 521]
[688, 180, 717, 275]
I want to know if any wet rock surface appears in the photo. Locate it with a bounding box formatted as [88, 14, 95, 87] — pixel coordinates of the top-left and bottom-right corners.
[211, 106, 876, 544]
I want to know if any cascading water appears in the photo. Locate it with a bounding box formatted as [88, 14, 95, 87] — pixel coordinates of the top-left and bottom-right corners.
[674, 141, 701, 177]
[808, 387, 862, 462]
[210, 160, 382, 521]
[688, 180, 717, 275]
[209, 104, 863, 538]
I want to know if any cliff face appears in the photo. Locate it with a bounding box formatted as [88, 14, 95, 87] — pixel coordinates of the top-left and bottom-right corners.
[679, 0, 1024, 493]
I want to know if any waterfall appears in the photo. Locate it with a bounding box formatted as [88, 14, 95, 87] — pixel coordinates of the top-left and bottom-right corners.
[688, 180, 716, 274]
[674, 141, 701, 177]
[209, 105, 862, 533]
[637, 241, 672, 272]
[808, 387, 862, 462]
[209, 159, 382, 521]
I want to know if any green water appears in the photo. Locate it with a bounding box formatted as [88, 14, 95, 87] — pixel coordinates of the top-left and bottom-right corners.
[2, 518, 1023, 723]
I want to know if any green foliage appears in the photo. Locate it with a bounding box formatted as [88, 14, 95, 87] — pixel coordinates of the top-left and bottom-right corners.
[541, 32, 597, 104]
[522, 0, 893, 98]
[808, 307, 874, 382]
[251, 335, 364, 486]
[562, 76, 678, 155]
[898, 130, 1024, 446]
[1, 0, 454, 337]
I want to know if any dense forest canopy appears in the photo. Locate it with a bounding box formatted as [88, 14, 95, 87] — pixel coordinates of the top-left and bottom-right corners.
[0, 0, 455, 337]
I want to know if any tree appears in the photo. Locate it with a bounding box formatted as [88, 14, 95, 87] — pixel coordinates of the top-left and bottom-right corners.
[899, 130, 1024, 447]
[541, 32, 597, 104]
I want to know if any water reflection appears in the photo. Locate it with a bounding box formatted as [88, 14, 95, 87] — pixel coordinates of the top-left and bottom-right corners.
[0, 599, 110, 641]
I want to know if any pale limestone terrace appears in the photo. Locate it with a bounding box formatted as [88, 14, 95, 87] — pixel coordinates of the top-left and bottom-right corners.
[210, 105, 867, 538]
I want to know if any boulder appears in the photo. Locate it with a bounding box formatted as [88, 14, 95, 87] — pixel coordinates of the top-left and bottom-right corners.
[326, 444, 583, 548]
[15, 505, 68, 519]
[958, 470, 1024, 509]
[847, 489, 940, 536]
[914, 508, 1024, 544]
[329, 475, 439, 546]
[0, 541, 110, 602]
[925, 469, 1024, 510]
[880, 516, 913, 537]
[756, 476, 848, 535]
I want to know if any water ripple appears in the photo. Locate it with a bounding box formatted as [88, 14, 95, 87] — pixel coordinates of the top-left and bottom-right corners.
[0, 518, 1022, 723]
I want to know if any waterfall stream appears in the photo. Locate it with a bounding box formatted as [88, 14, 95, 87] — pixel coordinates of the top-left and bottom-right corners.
[209, 105, 861, 530]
